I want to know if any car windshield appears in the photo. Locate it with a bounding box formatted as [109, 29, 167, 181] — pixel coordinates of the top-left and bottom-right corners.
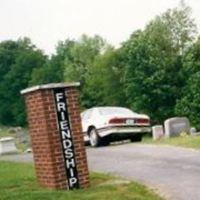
[98, 107, 134, 116]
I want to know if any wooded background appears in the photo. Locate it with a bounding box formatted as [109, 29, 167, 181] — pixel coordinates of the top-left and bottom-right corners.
[0, 4, 200, 129]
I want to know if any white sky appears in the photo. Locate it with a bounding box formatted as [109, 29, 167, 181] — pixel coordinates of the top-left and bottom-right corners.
[0, 0, 200, 55]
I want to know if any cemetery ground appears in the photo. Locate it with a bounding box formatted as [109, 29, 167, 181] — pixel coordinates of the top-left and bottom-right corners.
[2, 126, 200, 199]
[0, 161, 163, 200]
[1, 124, 200, 151]
[0, 127, 11, 137]
[2, 143, 200, 200]
[142, 134, 200, 150]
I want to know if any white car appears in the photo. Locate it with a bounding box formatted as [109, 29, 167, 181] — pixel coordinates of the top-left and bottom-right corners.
[81, 106, 151, 147]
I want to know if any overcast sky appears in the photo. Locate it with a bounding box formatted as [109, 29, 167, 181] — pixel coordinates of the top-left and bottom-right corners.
[0, 0, 200, 54]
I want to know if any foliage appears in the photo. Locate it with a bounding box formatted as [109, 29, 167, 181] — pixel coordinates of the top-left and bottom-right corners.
[62, 34, 113, 108]
[29, 40, 75, 85]
[175, 38, 200, 129]
[83, 48, 126, 108]
[0, 161, 163, 200]
[63, 35, 109, 83]
[175, 72, 200, 129]
[122, 4, 196, 123]
[1, 3, 200, 128]
[0, 38, 47, 125]
[161, 1, 196, 54]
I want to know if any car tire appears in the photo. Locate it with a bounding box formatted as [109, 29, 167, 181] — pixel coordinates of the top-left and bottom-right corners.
[89, 128, 101, 147]
[130, 135, 142, 142]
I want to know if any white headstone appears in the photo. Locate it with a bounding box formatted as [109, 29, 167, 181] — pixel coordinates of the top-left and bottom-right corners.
[0, 137, 18, 155]
[164, 117, 190, 138]
[152, 125, 164, 140]
[190, 127, 196, 134]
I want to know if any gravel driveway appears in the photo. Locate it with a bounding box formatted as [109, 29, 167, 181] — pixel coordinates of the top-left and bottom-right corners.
[1, 143, 200, 200]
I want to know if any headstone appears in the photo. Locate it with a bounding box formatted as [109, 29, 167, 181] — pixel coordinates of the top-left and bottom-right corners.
[152, 125, 164, 140]
[164, 117, 190, 138]
[15, 129, 30, 146]
[8, 128, 16, 134]
[190, 127, 200, 136]
[190, 127, 197, 134]
[0, 137, 18, 155]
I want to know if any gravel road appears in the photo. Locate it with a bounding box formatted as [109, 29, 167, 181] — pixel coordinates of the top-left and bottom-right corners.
[1, 143, 200, 200]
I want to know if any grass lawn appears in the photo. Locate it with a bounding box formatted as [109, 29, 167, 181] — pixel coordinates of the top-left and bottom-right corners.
[143, 134, 200, 150]
[0, 161, 163, 200]
[0, 126, 12, 137]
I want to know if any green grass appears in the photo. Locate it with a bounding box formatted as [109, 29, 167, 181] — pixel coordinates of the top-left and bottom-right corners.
[0, 161, 163, 200]
[0, 126, 12, 137]
[143, 134, 200, 150]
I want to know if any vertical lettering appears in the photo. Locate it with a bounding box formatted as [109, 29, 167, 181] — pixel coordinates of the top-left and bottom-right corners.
[56, 93, 63, 102]
[57, 102, 66, 112]
[54, 88, 79, 189]
[69, 177, 77, 187]
[61, 130, 71, 139]
[66, 158, 75, 168]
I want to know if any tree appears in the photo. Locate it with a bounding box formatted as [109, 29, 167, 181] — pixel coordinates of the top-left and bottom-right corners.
[0, 38, 47, 125]
[62, 35, 111, 108]
[175, 72, 200, 129]
[64, 34, 109, 83]
[30, 40, 75, 85]
[30, 35, 112, 109]
[122, 4, 196, 123]
[175, 38, 200, 129]
[162, 1, 196, 54]
[84, 48, 126, 107]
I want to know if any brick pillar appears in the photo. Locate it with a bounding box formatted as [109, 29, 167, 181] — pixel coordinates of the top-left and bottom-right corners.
[21, 83, 90, 190]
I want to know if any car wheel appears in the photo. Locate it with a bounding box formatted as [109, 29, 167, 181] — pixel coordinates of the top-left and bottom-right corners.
[89, 128, 101, 147]
[130, 135, 142, 142]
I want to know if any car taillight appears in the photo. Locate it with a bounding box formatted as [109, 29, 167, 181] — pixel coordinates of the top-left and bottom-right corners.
[108, 118, 126, 124]
[108, 117, 150, 125]
[136, 118, 150, 124]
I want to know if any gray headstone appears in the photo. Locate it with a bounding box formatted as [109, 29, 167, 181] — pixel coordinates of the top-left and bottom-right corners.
[0, 137, 18, 155]
[15, 129, 30, 149]
[164, 117, 190, 138]
[152, 125, 164, 140]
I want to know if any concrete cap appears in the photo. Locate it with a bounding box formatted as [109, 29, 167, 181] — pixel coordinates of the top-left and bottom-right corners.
[21, 82, 80, 95]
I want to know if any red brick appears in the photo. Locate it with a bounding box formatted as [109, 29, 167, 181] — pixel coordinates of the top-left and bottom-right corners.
[22, 84, 90, 190]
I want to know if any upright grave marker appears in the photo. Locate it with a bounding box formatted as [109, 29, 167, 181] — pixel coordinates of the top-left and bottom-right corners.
[21, 83, 89, 190]
[164, 117, 190, 138]
[152, 125, 164, 140]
